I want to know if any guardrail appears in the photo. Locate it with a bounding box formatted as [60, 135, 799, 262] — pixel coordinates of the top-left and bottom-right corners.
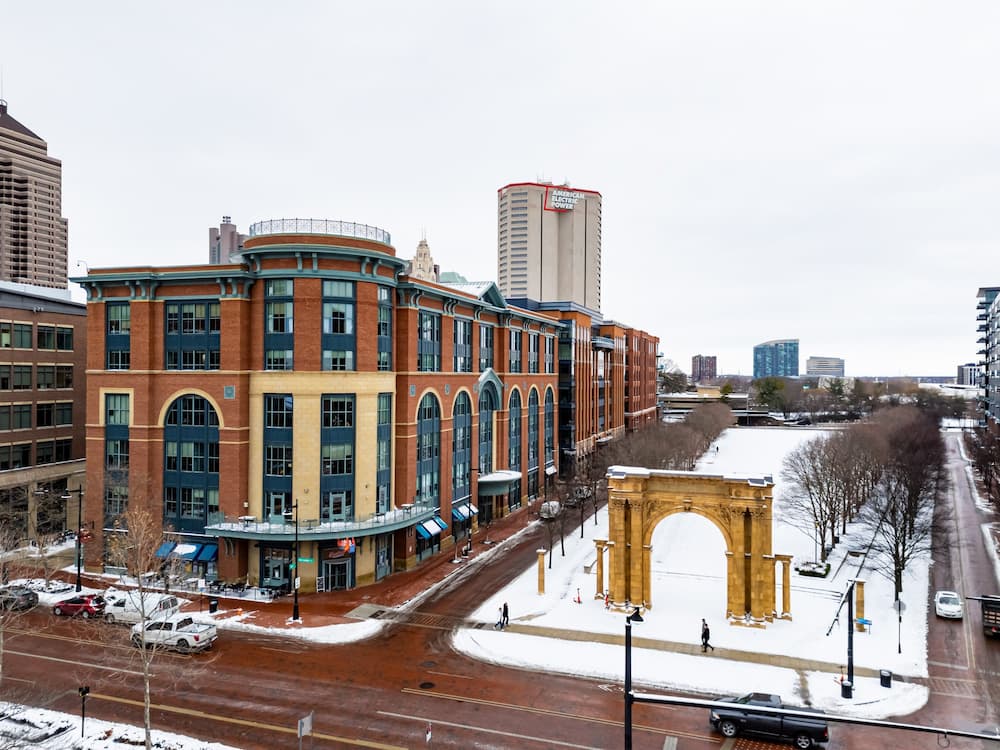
[249, 218, 391, 245]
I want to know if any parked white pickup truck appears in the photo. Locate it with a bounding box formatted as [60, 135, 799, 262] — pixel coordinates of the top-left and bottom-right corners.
[130, 614, 217, 653]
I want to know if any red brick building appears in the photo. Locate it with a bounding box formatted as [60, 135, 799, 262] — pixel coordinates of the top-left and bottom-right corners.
[76, 220, 560, 591]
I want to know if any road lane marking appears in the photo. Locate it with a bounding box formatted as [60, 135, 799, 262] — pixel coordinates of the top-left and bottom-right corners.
[378, 710, 606, 749]
[6, 649, 146, 676]
[91, 692, 406, 749]
[400, 686, 716, 742]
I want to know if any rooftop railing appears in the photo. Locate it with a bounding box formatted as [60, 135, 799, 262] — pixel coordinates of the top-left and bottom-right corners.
[206, 500, 436, 536]
[248, 218, 391, 246]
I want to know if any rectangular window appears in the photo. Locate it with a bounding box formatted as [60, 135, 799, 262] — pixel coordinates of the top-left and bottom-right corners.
[106, 486, 129, 516]
[13, 324, 32, 348]
[56, 366, 73, 388]
[0, 405, 9, 430]
[528, 333, 539, 373]
[55, 439, 72, 462]
[37, 325, 56, 350]
[377, 305, 391, 337]
[106, 394, 130, 425]
[36, 441, 55, 464]
[264, 394, 294, 428]
[36, 403, 54, 427]
[265, 350, 293, 370]
[13, 403, 31, 429]
[322, 302, 354, 334]
[266, 279, 293, 297]
[265, 444, 293, 476]
[323, 280, 353, 298]
[13, 366, 32, 390]
[0, 365, 9, 390]
[106, 439, 130, 469]
[55, 402, 72, 426]
[418, 312, 441, 372]
[453, 319, 472, 373]
[322, 350, 354, 371]
[509, 330, 522, 373]
[37, 365, 55, 389]
[545, 336, 555, 374]
[378, 393, 392, 425]
[107, 350, 130, 370]
[107, 303, 131, 334]
[479, 325, 494, 372]
[377, 286, 392, 371]
[0, 322, 9, 348]
[266, 301, 293, 334]
[321, 443, 354, 475]
[55, 327, 73, 351]
[322, 397, 354, 428]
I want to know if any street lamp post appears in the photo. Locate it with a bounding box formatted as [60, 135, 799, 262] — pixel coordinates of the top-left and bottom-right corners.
[61, 488, 85, 592]
[285, 501, 300, 621]
[78, 685, 89, 738]
[624, 606, 644, 750]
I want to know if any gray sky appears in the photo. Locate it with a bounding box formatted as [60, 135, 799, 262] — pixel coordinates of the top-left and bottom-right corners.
[3, 1, 998, 377]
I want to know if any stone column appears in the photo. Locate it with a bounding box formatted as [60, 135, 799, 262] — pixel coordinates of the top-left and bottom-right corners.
[854, 579, 866, 632]
[536, 549, 547, 594]
[605, 541, 616, 601]
[594, 539, 607, 599]
[642, 544, 652, 608]
[781, 556, 792, 619]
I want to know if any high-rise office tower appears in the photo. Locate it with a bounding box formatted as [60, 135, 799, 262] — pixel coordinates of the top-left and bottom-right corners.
[806, 356, 845, 378]
[0, 100, 68, 288]
[691, 354, 717, 383]
[753, 339, 799, 378]
[208, 216, 246, 264]
[497, 181, 601, 310]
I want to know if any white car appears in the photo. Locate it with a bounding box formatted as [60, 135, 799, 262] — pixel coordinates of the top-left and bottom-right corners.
[934, 590, 963, 619]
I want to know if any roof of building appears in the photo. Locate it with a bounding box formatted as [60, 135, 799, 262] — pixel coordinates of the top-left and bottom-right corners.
[0, 100, 42, 141]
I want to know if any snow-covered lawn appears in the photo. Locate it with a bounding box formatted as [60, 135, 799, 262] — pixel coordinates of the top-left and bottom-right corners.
[457, 426, 932, 719]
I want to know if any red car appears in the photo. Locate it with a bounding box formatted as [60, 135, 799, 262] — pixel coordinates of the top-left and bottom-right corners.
[52, 594, 106, 618]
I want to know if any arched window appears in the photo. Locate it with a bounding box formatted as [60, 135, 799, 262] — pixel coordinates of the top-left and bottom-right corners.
[528, 390, 539, 498]
[478, 384, 498, 474]
[163, 395, 220, 533]
[545, 388, 555, 467]
[508, 390, 522, 509]
[452, 392, 472, 502]
[416, 393, 441, 507]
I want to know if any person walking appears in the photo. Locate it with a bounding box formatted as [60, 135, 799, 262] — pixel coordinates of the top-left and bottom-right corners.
[495, 606, 504, 630]
[502, 601, 509, 628]
[701, 618, 714, 652]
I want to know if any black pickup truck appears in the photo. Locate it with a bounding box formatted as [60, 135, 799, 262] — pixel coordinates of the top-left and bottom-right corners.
[709, 692, 829, 748]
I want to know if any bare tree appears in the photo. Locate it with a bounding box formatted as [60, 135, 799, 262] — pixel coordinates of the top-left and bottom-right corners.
[539, 499, 564, 568]
[862, 407, 943, 596]
[104, 502, 184, 750]
[781, 436, 843, 562]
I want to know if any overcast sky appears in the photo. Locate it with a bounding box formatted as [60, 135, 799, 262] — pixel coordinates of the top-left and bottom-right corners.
[3, 2, 998, 376]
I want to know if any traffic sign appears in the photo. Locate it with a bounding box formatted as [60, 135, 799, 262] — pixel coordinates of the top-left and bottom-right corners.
[298, 557, 314, 563]
[289, 562, 296, 570]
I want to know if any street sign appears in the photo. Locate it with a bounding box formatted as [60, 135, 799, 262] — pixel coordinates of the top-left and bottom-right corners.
[893, 599, 906, 614]
[298, 557, 314, 563]
[289, 562, 296, 570]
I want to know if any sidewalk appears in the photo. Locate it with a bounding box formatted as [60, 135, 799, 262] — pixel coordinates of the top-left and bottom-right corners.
[174, 506, 539, 631]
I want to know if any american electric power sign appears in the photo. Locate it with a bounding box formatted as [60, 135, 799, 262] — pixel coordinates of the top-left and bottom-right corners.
[544, 187, 587, 211]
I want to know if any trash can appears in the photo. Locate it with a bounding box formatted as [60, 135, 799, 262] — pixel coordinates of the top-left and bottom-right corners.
[209, 598, 219, 614]
[880, 669, 892, 688]
[841, 680, 853, 699]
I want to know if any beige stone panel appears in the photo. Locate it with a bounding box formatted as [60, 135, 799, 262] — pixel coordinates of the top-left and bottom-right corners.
[248, 372, 394, 518]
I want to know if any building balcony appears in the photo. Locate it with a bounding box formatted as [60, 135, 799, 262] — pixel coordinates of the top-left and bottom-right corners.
[592, 336, 615, 351]
[205, 502, 437, 541]
[978, 313, 988, 321]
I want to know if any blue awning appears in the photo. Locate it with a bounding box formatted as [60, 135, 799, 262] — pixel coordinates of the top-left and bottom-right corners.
[196, 544, 218, 562]
[432, 516, 448, 531]
[172, 542, 203, 560]
[155, 542, 176, 558]
[415, 524, 431, 540]
[452, 506, 469, 521]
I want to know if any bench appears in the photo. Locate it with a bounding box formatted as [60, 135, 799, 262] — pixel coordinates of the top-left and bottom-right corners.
[583, 554, 597, 574]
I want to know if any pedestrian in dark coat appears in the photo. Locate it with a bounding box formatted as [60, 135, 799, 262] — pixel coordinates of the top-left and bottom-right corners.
[502, 602, 509, 628]
[701, 618, 714, 652]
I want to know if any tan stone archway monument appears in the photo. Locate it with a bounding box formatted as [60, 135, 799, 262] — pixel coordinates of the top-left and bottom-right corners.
[597, 468, 793, 625]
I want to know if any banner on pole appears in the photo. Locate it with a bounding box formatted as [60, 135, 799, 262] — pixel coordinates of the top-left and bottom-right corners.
[298, 711, 313, 738]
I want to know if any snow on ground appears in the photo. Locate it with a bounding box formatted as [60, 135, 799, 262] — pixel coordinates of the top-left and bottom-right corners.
[457, 426, 931, 720]
[3, 426, 957, 745]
